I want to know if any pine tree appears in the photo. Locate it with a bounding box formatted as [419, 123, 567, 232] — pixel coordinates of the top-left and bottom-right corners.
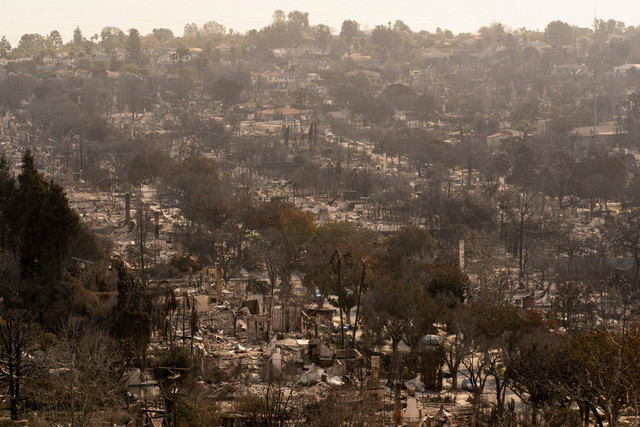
[0, 154, 15, 251]
[127, 28, 141, 65]
[15, 150, 46, 280]
[15, 150, 79, 281]
[73, 26, 83, 45]
[0, 36, 11, 58]
[41, 181, 80, 279]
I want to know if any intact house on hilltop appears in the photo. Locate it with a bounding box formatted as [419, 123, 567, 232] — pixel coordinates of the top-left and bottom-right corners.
[487, 129, 525, 150]
[257, 107, 313, 123]
[571, 124, 626, 151]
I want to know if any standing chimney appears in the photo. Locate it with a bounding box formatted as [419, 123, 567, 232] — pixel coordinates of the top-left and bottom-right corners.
[154, 211, 160, 238]
[202, 330, 209, 354]
[125, 193, 131, 224]
[395, 382, 402, 426]
[215, 262, 223, 293]
[372, 355, 380, 383]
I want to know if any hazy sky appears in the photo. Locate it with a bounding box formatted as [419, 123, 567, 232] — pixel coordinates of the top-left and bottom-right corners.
[2, 0, 639, 46]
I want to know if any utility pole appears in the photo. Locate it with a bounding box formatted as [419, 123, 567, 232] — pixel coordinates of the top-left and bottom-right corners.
[332, 250, 346, 350]
[593, 9, 598, 148]
[351, 263, 366, 350]
[79, 133, 83, 180]
[138, 200, 146, 285]
[131, 84, 134, 129]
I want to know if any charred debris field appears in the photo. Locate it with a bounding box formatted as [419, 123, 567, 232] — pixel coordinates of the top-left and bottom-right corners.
[0, 13, 640, 426]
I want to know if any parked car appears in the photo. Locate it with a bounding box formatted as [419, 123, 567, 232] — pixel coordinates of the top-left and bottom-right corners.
[334, 323, 353, 332]
[423, 334, 442, 347]
[462, 378, 480, 393]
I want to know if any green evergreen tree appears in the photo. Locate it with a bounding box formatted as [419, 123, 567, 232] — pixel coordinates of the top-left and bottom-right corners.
[73, 26, 83, 45]
[42, 181, 80, 279]
[15, 150, 79, 281]
[0, 36, 11, 58]
[0, 154, 15, 252]
[127, 28, 142, 65]
[15, 150, 46, 280]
